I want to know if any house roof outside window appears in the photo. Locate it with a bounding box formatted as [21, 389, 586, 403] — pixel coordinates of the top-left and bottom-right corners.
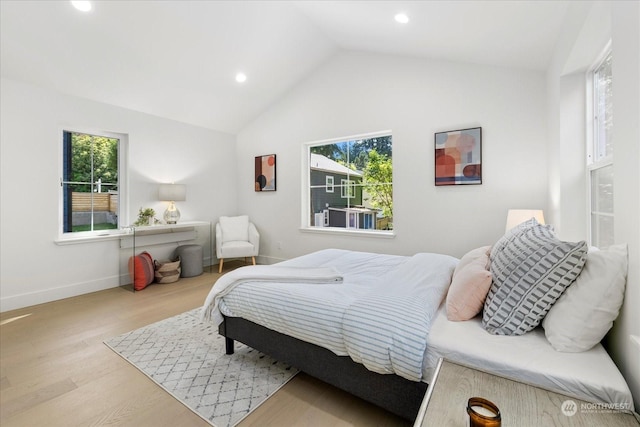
[310, 153, 363, 177]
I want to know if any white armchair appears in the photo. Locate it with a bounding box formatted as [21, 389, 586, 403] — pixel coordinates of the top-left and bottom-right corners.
[215, 215, 260, 273]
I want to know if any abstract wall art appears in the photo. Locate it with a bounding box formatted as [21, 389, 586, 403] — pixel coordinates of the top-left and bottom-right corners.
[255, 154, 276, 191]
[435, 127, 482, 186]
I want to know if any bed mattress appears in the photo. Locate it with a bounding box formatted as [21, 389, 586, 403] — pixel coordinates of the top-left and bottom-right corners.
[215, 248, 457, 381]
[425, 306, 635, 410]
[212, 248, 634, 411]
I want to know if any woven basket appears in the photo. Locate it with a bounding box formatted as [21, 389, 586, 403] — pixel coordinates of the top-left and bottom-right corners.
[154, 258, 181, 284]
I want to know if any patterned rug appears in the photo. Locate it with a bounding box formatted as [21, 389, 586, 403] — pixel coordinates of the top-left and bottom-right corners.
[104, 308, 298, 427]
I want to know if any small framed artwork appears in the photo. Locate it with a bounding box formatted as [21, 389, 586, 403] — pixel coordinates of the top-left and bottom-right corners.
[255, 154, 276, 191]
[435, 127, 482, 186]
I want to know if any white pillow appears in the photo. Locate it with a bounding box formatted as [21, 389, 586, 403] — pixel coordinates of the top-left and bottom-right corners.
[219, 215, 249, 243]
[542, 244, 628, 352]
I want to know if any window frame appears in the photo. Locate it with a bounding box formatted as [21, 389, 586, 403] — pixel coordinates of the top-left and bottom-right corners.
[57, 127, 129, 243]
[301, 130, 394, 238]
[340, 179, 356, 199]
[586, 44, 613, 248]
[325, 176, 334, 193]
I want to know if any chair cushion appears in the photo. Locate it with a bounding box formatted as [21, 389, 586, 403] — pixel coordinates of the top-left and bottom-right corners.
[220, 241, 255, 258]
[219, 215, 249, 243]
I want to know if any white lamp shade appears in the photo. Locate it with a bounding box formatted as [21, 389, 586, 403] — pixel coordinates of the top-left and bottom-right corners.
[505, 209, 545, 232]
[158, 184, 186, 202]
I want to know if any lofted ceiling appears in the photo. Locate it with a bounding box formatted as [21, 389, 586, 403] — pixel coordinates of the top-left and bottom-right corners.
[1, 1, 572, 134]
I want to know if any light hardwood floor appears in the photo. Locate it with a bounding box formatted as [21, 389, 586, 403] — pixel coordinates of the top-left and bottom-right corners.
[0, 264, 410, 427]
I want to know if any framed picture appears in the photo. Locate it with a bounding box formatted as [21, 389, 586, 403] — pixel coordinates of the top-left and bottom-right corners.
[435, 127, 482, 186]
[255, 154, 276, 191]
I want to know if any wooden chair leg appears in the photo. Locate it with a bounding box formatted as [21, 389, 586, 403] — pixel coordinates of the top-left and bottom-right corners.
[218, 259, 224, 274]
[251, 256, 256, 265]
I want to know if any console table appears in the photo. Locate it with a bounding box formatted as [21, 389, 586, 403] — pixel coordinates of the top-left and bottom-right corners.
[119, 221, 212, 291]
[414, 358, 639, 427]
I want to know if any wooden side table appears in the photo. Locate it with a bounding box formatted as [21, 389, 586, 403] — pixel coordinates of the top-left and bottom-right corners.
[414, 358, 639, 427]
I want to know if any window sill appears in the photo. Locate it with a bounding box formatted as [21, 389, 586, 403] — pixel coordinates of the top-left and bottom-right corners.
[54, 230, 130, 246]
[299, 227, 395, 238]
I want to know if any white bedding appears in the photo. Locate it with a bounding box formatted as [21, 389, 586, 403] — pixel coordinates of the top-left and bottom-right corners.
[425, 306, 635, 410]
[201, 265, 344, 325]
[213, 249, 408, 358]
[204, 248, 634, 410]
[205, 248, 457, 381]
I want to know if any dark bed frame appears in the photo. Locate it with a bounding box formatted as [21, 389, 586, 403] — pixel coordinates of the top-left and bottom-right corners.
[219, 315, 428, 421]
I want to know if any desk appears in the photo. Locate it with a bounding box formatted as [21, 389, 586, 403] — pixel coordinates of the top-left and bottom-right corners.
[414, 358, 639, 427]
[119, 221, 212, 290]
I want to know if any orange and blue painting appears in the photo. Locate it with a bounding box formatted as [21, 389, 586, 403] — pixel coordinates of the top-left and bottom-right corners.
[255, 154, 276, 191]
[435, 127, 482, 186]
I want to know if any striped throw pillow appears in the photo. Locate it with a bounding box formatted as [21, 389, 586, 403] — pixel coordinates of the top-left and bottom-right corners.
[483, 223, 588, 335]
[128, 251, 155, 291]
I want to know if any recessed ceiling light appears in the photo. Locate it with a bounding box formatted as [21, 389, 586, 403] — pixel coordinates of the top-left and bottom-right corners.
[71, 1, 92, 12]
[235, 72, 247, 83]
[394, 13, 409, 24]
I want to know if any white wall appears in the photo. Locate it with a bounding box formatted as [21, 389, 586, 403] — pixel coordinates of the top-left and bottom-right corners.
[236, 51, 548, 262]
[547, 1, 640, 410]
[0, 78, 237, 312]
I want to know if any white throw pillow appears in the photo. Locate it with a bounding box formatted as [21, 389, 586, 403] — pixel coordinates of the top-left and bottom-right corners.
[219, 215, 249, 243]
[542, 244, 628, 352]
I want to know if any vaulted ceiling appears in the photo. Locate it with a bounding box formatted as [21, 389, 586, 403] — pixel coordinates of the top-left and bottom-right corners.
[1, 1, 572, 134]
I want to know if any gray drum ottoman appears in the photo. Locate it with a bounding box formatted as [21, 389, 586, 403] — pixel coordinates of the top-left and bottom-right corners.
[174, 244, 203, 277]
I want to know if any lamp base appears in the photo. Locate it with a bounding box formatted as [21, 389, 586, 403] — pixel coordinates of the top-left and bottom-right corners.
[163, 202, 181, 224]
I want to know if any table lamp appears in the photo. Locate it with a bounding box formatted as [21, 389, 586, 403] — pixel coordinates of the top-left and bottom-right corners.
[158, 184, 186, 224]
[505, 209, 545, 232]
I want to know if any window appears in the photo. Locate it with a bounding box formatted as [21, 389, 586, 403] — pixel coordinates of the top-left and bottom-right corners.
[325, 176, 334, 193]
[61, 129, 126, 235]
[587, 49, 614, 248]
[340, 179, 356, 199]
[306, 131, 393, 233]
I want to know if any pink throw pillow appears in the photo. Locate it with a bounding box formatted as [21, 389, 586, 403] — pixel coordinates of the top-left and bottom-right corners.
[446, 246, 492, 321]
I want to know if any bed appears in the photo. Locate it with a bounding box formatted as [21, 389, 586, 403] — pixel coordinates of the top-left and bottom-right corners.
[201, 242, 635, 421]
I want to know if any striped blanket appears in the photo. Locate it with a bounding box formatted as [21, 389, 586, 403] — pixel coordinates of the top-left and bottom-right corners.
[201, 249, 458, 382]
[201, 265, 344, 325]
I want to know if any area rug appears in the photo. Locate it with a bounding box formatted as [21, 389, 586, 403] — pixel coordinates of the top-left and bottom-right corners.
[104, 308, 298, 427]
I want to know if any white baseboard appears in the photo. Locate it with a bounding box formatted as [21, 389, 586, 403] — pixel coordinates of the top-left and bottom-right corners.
[2, 256, 256, 313]
[0, 275, 120, 313]
[256, 255, 287, 265]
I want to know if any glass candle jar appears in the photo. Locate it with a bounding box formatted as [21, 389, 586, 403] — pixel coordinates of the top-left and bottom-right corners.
[467, 397, 501, 427]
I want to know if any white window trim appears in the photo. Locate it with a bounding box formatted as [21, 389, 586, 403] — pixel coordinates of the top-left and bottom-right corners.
[340, 179, 355, 199]
[300, 130, 394, 237]
[326, 176, 334, 193]
[56, 127, 129, 244]
[586, 43, 613, 167]
[585, 43, 613, 247]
